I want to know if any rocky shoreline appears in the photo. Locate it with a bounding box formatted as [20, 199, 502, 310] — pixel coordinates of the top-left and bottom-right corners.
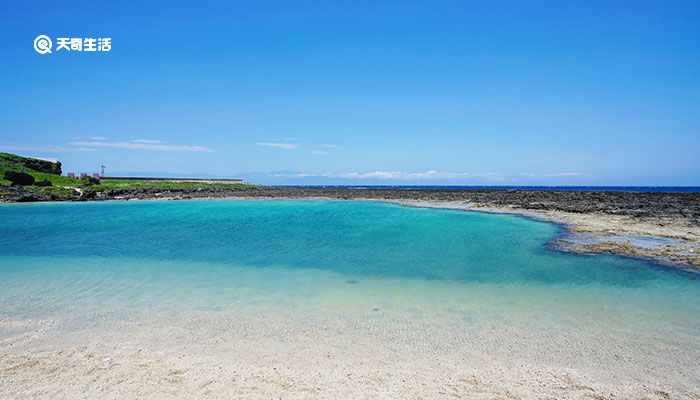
[2, 185, 699, 268]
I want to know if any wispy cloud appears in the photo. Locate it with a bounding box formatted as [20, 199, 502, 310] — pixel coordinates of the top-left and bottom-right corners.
[131, 138, 165, 144]
[520, 172, 583, 178]
[293, 170, 506, 180]
[2, 137, 211, 153]
[71, 136, 108, 141]
[257, 142, 300, 150]
[284, 170, 585, 181]
[0, 144, 96, 153]
[69, 139, 212, 152]
[342, 171, 505, 180]
[310, 150, 330, 155]
[318, 144, 341, 149]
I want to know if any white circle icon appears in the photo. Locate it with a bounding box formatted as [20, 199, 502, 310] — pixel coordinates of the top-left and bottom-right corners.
[34, 35, 52, 54]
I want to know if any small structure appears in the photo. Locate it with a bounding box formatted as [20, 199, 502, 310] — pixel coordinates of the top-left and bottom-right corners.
[67, 172, 75, 178]
[93, 173, 100, 178]
[100, 164, 106, 177]
[80, 173, 87, 179]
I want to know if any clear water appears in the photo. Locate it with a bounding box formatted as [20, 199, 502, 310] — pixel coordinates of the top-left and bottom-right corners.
[0, 200, 698, 339]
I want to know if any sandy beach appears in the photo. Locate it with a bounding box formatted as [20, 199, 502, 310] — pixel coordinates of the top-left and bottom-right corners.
[2, 290, 698, 400]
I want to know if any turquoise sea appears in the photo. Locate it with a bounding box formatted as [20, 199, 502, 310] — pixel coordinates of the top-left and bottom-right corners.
[0, 199, 697, 330]
[1, 199, 698, 317]
[0, 200, 699, 395]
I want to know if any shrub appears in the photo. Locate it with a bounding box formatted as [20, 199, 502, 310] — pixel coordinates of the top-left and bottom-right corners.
[4, 171, 35, 186]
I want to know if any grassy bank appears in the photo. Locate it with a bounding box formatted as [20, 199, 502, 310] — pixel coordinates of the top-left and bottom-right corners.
[1, 152, 249, 196]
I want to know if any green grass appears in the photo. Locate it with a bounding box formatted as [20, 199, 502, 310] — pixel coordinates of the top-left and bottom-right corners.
[1, 152, 251, 196]
[0, 153, 35, 186]
[1, 165, 94, 188]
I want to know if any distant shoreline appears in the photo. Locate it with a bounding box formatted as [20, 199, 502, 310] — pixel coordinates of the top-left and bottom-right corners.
[277, 184, 700, 193]
[2, 185, 699, 268]
[387, 199, 700, 271]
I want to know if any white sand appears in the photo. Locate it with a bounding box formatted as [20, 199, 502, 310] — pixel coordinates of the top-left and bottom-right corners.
[2, 300, 698, 399]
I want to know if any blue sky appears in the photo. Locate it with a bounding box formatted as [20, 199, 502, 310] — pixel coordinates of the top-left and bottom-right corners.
[1, 1, 698, 185]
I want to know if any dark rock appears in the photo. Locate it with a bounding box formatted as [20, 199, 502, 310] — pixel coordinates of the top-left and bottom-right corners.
[35, 179, 52, 187]
[79, 190, 97, 200]
[1, 184, 699, 226]
[81, 175, 100, 185]
[16, 195, 38, 202]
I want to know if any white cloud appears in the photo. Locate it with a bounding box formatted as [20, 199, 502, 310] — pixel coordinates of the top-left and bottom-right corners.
[343, 171, 503, 180]
[310, 150, 330, 155]
[71, 136, 108, 141]
[257, 142, 299, 150]
[2, 138, 211, 153]
[0, 144, 96, 153]
[293, 170, 506, 180]
[520, 172, 583, 178]
[269, 170, 588, 182]
[70, 139, 212, 152]
[131, 138, 165, 144]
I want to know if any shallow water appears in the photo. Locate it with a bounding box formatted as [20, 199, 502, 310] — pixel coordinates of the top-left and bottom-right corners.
[1, 199, 698, 320]
[0, 200, 698, 396]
